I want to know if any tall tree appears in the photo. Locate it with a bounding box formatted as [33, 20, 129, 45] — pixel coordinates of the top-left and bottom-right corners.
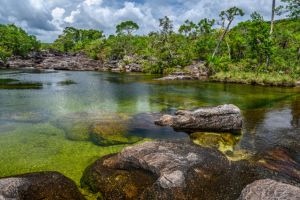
[159, 16, 174, 37]
[116, 21, 139, 35]
[270, 0, 276, 34]
[212, 7, 244, 58]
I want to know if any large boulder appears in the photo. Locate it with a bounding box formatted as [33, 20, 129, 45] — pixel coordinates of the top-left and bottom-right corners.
[82, 141, 294, 200]
[0, 172, 85, 200]
[238, 179, 300, 200]
[155, 104, 243, 133]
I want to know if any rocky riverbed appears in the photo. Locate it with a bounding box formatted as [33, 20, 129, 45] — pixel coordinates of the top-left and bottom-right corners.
[0, 103, 299, 200]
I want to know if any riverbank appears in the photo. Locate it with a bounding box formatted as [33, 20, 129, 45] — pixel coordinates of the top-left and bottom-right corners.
[1, 52, 299, 87]
[211, 71, 300, 87]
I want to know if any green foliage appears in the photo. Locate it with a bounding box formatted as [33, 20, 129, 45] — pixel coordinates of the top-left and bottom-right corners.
[277, 0, 300, 19]
[51, 27, 104, 52]
[2, 11, 298, 84]
[116, 20, 139, 35]
[0, 24, 40, 62]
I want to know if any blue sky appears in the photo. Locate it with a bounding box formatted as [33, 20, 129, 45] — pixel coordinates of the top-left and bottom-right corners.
[0, 0, 281, 42]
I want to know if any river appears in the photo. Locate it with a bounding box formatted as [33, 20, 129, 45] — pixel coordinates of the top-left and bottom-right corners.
[0, 69, 299, 184]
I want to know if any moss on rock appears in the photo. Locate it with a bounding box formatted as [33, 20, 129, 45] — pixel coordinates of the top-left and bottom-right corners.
[191, 132, 241, 152]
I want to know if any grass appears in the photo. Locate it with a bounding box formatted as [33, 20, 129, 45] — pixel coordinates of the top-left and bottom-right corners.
[211, 71, 297, 87]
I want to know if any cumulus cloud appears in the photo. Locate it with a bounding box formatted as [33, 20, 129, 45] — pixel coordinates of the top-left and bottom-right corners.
[0, 0, 282, 42]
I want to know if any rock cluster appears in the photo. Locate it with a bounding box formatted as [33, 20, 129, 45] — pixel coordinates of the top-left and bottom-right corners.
[156, 61, 210, 81]
[81, 140, 300, 200]
[3, 51, 143, 72]
[5, 51, 103, 71]
[155, 104, 243, 133]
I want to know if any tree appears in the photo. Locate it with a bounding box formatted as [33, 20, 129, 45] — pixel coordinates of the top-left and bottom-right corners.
[270, 0, 276, 34]
[179, 20, 197, 37]
[52, 27, 104, 52]
[212, 7, 244, 58]
[0, 24, 40, 61]
[277, 0, 300, 19]
[248, 12, 273, 66]
[116, 21, 139, 35]
[159, 16, 173, 36]
[198, 18, 216, 35]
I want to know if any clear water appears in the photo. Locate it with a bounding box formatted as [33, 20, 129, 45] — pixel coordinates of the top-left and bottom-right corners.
[0, 69, 299, 184]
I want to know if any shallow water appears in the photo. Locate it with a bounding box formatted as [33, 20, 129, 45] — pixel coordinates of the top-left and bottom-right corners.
[0, 69, 299, 184]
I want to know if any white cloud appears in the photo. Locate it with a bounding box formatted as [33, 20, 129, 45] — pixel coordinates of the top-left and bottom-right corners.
[84, 0, 103, 6]
[51, 7, 65, 20]
[0, 0, 285, 42]
[64, 9, 80, 23]
[50, 7, 65, 30]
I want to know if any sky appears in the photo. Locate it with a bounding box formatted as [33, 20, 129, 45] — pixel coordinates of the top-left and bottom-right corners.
[0, 0, 281, 42]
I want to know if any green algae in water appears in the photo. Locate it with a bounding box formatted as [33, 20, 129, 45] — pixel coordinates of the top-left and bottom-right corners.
[0, 82, 43, 89]
[58, 79, 77, 86]
[0, 78, 19, 83]
[0, 123, 128, 185]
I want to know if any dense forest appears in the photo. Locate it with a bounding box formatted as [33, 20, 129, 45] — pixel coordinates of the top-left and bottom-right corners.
[0, 0, 299, 85]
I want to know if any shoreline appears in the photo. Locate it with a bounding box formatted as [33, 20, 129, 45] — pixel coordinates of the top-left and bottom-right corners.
[0, 52, 299, 88]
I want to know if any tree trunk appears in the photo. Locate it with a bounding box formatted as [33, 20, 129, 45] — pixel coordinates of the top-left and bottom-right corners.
[270, 0, 276, 35]
[212, 20, 232, 58]
[225, 39, 231, 59]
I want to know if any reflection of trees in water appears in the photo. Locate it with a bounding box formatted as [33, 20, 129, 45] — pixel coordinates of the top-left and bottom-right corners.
[291, 96, 300, 128]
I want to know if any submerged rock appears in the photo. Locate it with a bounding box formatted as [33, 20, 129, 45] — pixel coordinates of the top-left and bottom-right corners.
[90, 121, 141, 146]
[53, 112, 142, 145]
[238, 179, 300, 200]
[155, 104, 243, 133]
[191, 132, 241, 152]
[0, 172, 85, 200]
[256, 147, 300, 180]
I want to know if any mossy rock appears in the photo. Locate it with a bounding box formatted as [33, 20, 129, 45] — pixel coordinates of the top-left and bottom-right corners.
[52, 113, 95, 141]
[52, 111, 139, 144]
[81, 154, 156, 200]
[191, 132, 241, 153]
[65, 121, 91, 141]
[90, 121, 141, 146]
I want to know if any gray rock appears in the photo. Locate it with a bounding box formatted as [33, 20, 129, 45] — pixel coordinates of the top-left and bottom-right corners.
[156, 72, 195, 81]
[0, 172, 85, 200]
[155, 104, 243, 133]
[238, 179, 300, 200]
[7, 52, 103, 71]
